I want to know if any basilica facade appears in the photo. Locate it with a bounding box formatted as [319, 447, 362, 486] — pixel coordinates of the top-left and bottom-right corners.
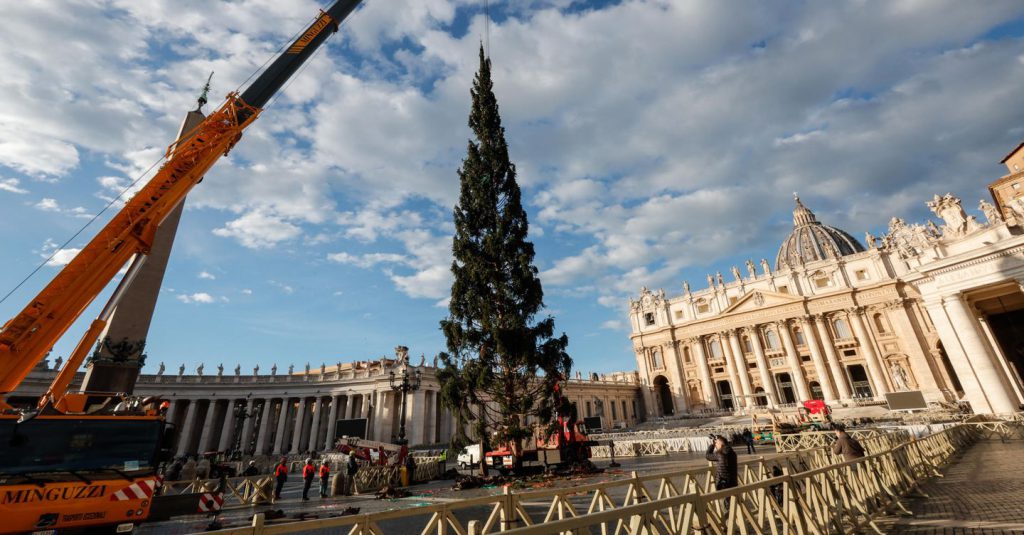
[630, 145, 1024, 417]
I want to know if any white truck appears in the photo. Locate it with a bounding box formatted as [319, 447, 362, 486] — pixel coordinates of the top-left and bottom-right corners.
[457, 444, 483, 469]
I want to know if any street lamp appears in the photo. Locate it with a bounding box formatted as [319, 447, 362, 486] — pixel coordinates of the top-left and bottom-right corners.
[230, 395, 258, 460]
[389, 364, 422, 445]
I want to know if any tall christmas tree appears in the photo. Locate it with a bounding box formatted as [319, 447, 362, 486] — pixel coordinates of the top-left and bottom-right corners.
[437, 46, 571, 473]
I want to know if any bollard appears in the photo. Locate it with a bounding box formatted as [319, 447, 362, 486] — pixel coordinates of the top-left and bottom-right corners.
[331, 472, 344, 497]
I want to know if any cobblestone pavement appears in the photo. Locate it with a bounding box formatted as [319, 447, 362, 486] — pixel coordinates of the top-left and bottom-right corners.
[878, 439, 1024, 534]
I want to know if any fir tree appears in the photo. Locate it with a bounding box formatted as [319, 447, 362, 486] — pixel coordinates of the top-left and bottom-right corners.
[437, 46, 571, 474]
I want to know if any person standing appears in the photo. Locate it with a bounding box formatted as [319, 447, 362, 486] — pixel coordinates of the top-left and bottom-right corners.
[742, 428, 756, 454]
[242, 460, 259, 477]
[301, 458, 315, 501]
[705, 435, 738, 490]
[273, 458, 288, 500]
[831, 424, 866, 462]
[318, 461, 331, 498]
[345, 455, 359, 496]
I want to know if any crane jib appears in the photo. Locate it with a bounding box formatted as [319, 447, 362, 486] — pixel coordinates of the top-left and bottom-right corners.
[238, 0, 363, 113]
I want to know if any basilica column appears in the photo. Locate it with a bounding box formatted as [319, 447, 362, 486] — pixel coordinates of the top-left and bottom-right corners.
[665, 341, 691, 413]
[938, 295, 1017, 414]
[218, 399, 240, 452]
[813, 316, 852, 400]
[777, 321, 811, 401]
[176, 400, 199, 456]
[273, 399, 290, 455]
[325, 395, 340, 450]
[745, 327, 777, 407]
[885, 301, 942, 395]
[256, 399, 275, 454]
[726, 330, 754, 407]
[801, 316, 837, 402]
[691, 337, 717, 408]
[848, 307, 890, 398]
[307, 397, 323, 452]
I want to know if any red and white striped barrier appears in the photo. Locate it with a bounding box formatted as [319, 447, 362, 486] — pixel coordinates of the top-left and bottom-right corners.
[198, 492, 224, 513]
[109, 479, 158, 501]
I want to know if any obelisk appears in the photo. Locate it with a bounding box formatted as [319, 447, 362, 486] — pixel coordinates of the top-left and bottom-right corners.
[80, 79, 211, 394]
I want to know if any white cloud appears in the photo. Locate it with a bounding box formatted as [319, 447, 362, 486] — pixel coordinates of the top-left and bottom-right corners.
[600, 320, 625, 331]
[241, 288, 253, 295]
[269, 280, 294, 294]
[0, 178, 28, 194]
[34, 198, 60, 212]
[176, 292, 215, 304]
[327, 251, 410, 268]
[45, 247, 82, 267]
[198, 271, 216, 280]
[213, 211, 302, 249]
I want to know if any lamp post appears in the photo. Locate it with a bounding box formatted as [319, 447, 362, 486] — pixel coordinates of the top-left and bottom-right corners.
[389, 365, 422, 445]
[231, 395, 258, 460]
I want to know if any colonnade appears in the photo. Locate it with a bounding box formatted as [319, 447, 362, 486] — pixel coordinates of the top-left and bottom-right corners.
[167, 389, 451, 457]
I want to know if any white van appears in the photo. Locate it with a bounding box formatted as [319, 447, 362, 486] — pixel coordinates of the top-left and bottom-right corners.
[457, 444, 482, 469]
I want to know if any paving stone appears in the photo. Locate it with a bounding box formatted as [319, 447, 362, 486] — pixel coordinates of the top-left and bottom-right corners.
[878, 439, 1024, 534]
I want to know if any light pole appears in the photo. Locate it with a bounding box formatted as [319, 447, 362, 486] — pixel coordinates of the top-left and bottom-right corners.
[389, 364, 422, 445]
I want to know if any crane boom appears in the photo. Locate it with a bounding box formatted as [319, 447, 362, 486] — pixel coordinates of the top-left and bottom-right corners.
[0, 0, 363, 409]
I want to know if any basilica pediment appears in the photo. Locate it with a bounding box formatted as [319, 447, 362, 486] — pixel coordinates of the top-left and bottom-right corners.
[721, 290, 802, 315]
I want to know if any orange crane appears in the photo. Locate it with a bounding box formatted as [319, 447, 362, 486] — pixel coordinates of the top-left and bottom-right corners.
[0, 2, 363, 533]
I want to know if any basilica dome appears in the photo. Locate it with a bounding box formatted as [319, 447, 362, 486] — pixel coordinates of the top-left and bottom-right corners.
[775, 195, 865, 269]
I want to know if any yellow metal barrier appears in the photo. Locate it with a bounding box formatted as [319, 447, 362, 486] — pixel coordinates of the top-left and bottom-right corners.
[199, 423, 1003, 534]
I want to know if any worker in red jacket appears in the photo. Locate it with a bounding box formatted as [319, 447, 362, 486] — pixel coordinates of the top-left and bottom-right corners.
[318, 461, 331, 498]
[301, 458, 315, 501]
[273, 458, 288, 500]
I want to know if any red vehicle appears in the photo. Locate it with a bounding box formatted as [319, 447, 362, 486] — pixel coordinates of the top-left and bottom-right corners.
[485, 380, 596, 475]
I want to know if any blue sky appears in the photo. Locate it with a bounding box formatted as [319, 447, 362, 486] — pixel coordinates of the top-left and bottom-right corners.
[2, 0, 1024, 377]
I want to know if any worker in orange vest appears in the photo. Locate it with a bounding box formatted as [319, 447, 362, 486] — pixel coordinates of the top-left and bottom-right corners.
[318, 461, 331, 498]
[273, 458, 288, 500]
[301, 458, 315, 501]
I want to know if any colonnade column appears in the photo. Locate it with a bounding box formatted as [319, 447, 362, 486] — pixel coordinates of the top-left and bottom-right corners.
[273, 399, 290, 455]
[801, 316, 837, 402]
[325, 395, 340, 450]
[176, 400, 199, 456]
[938, 295, 1017, 414]
[218, 399, 240, 452]
[308, 397, 323, 452]
[847, 307, 890, 398]
[409, 389, 426, 445]
[196, 401, 218, 454]
[290, 398, 307, 454]
[691, 337, 717, 408]
[813, 316, 852, 400]
[777, 320, 811, 401]
[239, 398, 257, 453]
[256, 399, 275, 454]
[746, 327, 777, 407]
[726, 331, 753, 408]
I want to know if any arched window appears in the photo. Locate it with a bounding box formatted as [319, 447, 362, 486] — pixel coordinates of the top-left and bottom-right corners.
[765, 330, 780, 350]
[793, 327, 806, 346]
[833, 318, 852, 339]
[651, 350, 662, 369]
[873, 313, 889, 334]
[709, 340, 723, 359]
[742, 336, 753, 353]
[683, 346, 692, 364]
